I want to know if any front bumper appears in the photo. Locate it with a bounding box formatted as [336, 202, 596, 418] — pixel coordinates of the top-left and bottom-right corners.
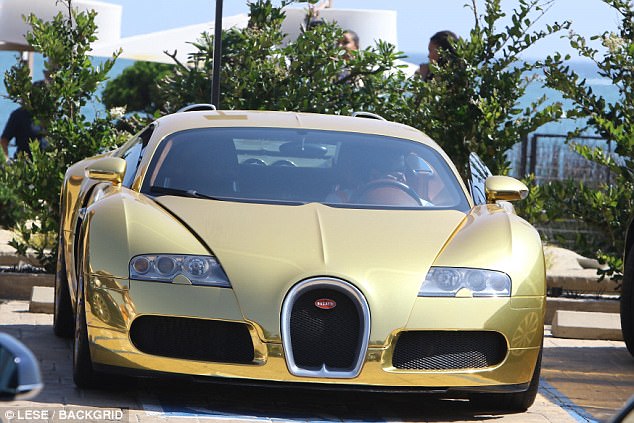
[85, 276, 543, 390]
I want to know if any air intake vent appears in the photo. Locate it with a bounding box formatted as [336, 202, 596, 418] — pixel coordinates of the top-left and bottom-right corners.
[130, 315, 254, 364]
[393, 331, 507, 370]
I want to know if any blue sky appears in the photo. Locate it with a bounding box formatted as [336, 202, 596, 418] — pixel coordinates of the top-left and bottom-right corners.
[105, 0, 622, 61]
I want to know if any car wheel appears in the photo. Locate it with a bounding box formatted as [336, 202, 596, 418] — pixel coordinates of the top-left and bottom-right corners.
[72, 262, 99, 388]
[53, 238, 74, 338]
[470, 347, 542, 412]
[621, 247, 634, 356]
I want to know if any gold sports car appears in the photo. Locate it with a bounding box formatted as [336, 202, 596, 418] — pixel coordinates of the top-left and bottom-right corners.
[54, 107, 544, 411]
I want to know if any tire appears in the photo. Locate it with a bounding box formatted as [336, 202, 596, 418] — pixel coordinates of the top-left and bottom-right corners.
[72, 260, 99, 388]
[53, 238, 74, 338]
[621, 247, 634, 356]
[471, 347, 542, 412]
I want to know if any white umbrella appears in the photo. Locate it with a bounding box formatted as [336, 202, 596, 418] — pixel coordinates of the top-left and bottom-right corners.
[89, 14, 249, 65]
[0, 0, 121, 51]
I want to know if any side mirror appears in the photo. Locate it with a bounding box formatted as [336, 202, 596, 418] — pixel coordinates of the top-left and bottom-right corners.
[0, 333, 43, 401]
[85, 157, 126, 185]
[485, 176, 528, 203]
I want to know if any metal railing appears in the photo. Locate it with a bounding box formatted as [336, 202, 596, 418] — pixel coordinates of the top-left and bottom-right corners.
[507, 133, 615, 254]
[509, 133, 613, 186]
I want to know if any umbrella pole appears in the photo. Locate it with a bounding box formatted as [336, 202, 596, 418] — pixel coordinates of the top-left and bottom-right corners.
[22, 51, 34, 79]
[211, 0, 223, 108]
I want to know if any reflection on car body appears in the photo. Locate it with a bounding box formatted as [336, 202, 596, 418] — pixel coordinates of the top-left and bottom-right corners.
[55, 109, 544, 412]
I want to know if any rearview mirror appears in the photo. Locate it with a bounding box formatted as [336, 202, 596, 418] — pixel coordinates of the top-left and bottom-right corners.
[85, 157, 126, 185]
[405, 153, 434, 175]
[0, 333, 43, 401]
[485, 176, 529, 203]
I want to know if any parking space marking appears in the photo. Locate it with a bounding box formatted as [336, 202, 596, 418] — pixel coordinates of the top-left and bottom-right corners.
[539, 379, 598, 423]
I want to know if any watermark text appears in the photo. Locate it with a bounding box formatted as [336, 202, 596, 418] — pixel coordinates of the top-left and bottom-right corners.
[2, 406, 128, 422]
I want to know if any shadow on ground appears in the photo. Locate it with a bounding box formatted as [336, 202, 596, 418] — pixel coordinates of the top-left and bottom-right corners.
[542, 345, 634, 422]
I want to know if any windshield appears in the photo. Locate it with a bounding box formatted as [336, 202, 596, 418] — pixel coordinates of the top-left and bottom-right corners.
[141, 127, 469, 211]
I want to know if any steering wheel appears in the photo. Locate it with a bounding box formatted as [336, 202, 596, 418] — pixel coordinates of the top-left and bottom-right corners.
[271, 159, 296, 167]
[242, 158, 267, 166]
[351, 179, 424, 206]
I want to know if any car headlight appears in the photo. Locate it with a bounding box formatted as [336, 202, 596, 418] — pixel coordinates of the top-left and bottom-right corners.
[129, 254, 231, 287]
[419, 267, 511, 297]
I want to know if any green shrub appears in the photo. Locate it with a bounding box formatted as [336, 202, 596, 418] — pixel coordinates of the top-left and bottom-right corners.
[537, 0, 634, 280]
[158, 0, 568, 181]
[103, 61, 173, 114]
[0, 0, 124, 271]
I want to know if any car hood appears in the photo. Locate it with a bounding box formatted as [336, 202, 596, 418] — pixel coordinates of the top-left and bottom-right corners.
[154, 197, 467, 342]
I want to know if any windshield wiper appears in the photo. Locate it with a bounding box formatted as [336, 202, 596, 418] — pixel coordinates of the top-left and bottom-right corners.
[148, 185, 219, 200]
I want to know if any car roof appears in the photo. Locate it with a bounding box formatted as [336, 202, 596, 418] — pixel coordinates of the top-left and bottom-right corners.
[151, 110, 437, 148]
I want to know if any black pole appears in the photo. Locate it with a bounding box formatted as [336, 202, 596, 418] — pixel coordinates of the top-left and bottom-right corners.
[211, 0, 223, 108]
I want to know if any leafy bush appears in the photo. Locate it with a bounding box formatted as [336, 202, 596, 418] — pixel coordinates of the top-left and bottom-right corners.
[383, 0, 569, 177]
[0, 0, 124, 271]
[102, 61, 173, 114]
[517, 176, 626, 279]
[535, 0, 634, 279]
[0, 170, 24, 229]
[159, 0, 403, 116]
[157, 0, 568, 181]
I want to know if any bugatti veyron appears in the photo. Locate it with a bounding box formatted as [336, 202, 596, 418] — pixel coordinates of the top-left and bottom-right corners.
[54, 107, 545, 411]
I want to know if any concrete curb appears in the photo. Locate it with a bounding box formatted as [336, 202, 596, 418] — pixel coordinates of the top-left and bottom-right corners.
[0, 252, 41, 267]
[0, 272, 54, 300]
[551, 310, 623, 341]
[545, 297, 620, 325]
[547, 274, 619, 295]
[29, 286, 54, 314]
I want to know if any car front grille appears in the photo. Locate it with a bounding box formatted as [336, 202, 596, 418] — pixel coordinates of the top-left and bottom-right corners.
[290, 288, 360, 370]
[392, 331, 507, 370]
[130, 315, 255, 364]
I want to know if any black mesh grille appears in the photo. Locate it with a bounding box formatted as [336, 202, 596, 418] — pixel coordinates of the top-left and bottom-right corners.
[392, 331, 507, 370]
[290, 288, 360, 370]
[130, 316, 254, 364]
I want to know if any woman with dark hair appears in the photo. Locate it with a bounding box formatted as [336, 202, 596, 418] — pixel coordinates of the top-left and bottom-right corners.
[416, 30, 458, 81]
[341, 30, 359, 56]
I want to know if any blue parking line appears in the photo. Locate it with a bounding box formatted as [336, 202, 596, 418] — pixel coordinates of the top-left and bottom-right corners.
[539, 378, 598, 423]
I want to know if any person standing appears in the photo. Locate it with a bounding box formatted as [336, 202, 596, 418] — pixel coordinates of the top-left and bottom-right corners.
[337, 30, 360, 83]
[416, 30, 458, 81]
[341, 30, 359, 58]
[0, 106, 44, 161]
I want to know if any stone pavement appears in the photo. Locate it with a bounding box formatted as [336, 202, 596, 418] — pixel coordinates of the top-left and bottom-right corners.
[0, 299, 632, 422]
[542, 328, 634, 422]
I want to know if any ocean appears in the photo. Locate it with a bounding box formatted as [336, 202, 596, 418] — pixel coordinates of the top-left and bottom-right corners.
[1, 52, 618, 181]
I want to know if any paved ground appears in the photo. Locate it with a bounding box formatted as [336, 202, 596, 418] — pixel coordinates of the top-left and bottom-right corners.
[0, 299, 632, 423]
[542, 333, 633, 421]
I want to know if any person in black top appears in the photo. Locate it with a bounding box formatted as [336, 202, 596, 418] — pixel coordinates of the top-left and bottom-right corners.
[0, 107, 43, 160]
[416, 30, 458, 81]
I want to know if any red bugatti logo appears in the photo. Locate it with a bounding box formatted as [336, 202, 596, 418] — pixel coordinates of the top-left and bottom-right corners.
[314, 298, 337, 310]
